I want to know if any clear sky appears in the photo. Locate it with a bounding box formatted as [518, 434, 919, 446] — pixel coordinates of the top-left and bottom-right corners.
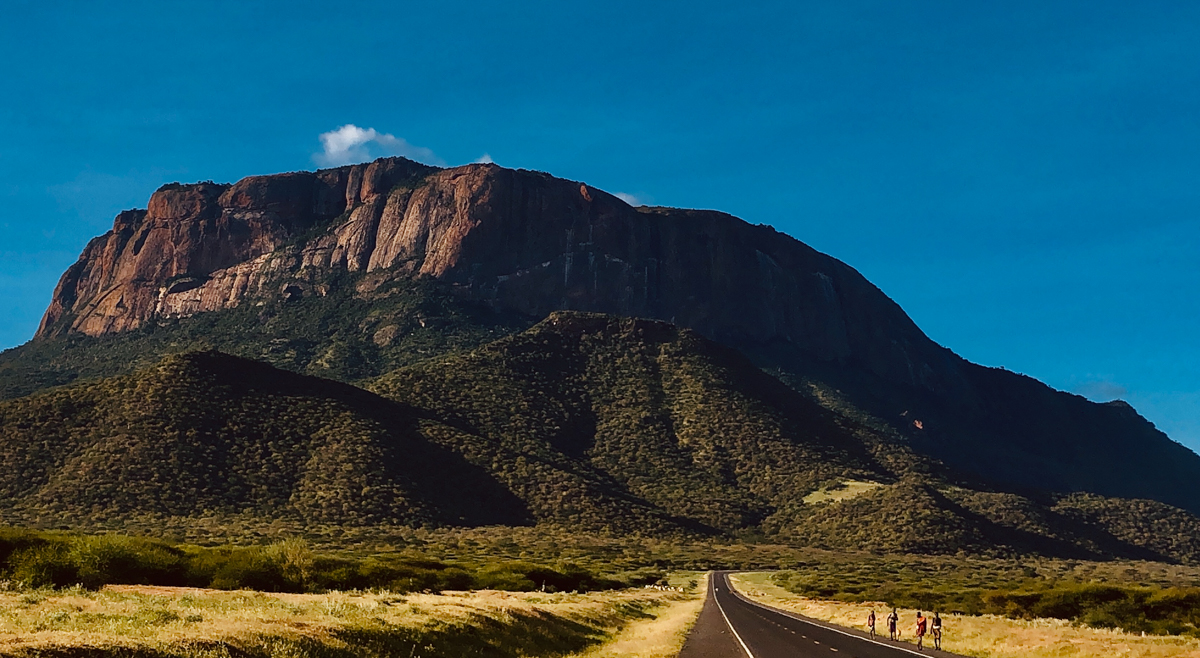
[1, 1, 1197, 449]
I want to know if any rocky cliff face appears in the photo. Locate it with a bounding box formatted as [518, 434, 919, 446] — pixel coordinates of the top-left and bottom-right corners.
[39, 157, 967, 398]
[39, 159, 435, 336]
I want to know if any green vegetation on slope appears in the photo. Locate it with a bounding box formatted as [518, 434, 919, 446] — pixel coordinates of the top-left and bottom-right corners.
[0, 351, 532, 529]
[1053, 493, 1200, 563]
[370, 312, 895, 534]
[4, 311, 1200, 561]
[0, 270, 529, 400]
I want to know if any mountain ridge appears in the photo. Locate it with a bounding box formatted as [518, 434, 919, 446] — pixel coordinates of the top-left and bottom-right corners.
[10, 156, 1200, 516]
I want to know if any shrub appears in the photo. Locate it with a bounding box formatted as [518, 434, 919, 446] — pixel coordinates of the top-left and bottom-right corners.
[8, 543, 79, 588]
[0, 528, 629, 596]
[68, 535, 187, 588]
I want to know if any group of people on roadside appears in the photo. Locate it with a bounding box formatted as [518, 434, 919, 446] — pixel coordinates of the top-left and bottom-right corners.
[867, 608, 942, 651]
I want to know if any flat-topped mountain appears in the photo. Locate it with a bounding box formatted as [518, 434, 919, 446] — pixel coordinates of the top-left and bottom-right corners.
[39, 156, 948, 394]
[7, 156, 1199, 518]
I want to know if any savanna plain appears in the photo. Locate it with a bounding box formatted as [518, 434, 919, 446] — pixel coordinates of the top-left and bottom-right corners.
[5, 526, 1200, 657]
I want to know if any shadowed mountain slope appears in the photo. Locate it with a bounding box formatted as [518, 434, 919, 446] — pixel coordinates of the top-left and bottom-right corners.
[370, 312, 904, 534]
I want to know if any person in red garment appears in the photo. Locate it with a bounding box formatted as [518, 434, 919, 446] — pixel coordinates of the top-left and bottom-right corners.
[915, 611, 928, 650]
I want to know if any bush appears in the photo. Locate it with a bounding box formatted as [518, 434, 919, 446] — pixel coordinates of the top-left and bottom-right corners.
[68, 535, 187, 588]
[0, 528, 630, 596]
[8, 543, 79, 588]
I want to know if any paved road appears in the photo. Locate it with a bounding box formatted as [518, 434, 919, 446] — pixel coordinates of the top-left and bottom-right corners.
[678, 572, 964, 658]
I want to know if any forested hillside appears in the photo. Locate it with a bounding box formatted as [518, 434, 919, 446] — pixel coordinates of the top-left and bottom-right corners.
[0, 351, 532, 529]
[6, 311, 1200, 562]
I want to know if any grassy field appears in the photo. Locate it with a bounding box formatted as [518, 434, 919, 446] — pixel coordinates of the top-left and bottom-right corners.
[731, 572, 1200, 658]
[0, 573, 705, 658]
[761, 551, 1200, 636]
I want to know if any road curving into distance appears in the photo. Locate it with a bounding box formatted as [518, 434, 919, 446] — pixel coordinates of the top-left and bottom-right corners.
[678, 572, 964, 658]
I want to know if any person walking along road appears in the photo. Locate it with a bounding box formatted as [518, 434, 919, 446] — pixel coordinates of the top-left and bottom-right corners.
[868, 609, 876, 638]
[887, 608, 898, 641]
[915, 611, 928, 650]
[932, 612, 943, 650]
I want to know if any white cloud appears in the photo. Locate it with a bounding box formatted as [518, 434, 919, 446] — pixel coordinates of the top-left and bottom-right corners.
[314, 124, 444, 167]
[614, 192, 645, 207]
[474, 153, 494, 164]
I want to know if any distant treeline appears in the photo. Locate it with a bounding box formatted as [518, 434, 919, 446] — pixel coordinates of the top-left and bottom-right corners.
[774, 570, 1200, 637]
[0, 527, 656, 594]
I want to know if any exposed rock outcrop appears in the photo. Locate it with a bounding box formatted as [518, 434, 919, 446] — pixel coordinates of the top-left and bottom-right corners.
[39, 158, 434, 336]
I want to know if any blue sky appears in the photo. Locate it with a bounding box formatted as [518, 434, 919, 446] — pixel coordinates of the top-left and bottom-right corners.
[1, 1, 1197, 448]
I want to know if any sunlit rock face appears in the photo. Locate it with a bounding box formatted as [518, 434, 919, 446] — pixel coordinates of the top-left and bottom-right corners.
[39, 157, 963, 394]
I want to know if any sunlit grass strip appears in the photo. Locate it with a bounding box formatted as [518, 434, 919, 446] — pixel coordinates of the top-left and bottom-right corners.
[569, 573, 707, 658]
[801, 480, 884, 505]
[0, 583, 698, 658]
[730, 572, 1200, 658]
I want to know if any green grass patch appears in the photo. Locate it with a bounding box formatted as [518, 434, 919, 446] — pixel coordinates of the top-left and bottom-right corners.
[0, 527, 647, 594]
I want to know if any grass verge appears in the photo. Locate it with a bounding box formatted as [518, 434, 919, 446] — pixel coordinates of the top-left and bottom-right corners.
[568, 573, 707, 658]
[730, 572, 1200, 658]
[0, 577, 704, 658]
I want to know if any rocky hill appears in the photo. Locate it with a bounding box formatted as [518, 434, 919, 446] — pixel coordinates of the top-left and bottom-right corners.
[5, 156, 1199, 516]
[5, 313, 1200, 562]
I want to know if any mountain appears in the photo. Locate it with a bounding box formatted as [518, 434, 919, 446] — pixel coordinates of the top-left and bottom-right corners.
[5, 313, 1200, 562]
[4, 156, 1198, 515]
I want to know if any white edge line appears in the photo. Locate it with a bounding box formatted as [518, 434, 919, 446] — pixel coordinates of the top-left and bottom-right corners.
[712, 573, 757, 658]
[725, 575, 936, 658]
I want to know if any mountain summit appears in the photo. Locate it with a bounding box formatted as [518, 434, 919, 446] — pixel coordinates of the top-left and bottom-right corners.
[13, 157, 1200, 517]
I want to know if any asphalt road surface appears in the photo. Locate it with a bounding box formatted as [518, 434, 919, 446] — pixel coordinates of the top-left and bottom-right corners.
[678, 572, 964, 658]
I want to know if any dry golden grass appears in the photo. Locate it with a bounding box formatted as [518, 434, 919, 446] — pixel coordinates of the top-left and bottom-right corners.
[0, 578, 704, 658]
[571, 573, 706, 658]
[731, 573, 1200, 658]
